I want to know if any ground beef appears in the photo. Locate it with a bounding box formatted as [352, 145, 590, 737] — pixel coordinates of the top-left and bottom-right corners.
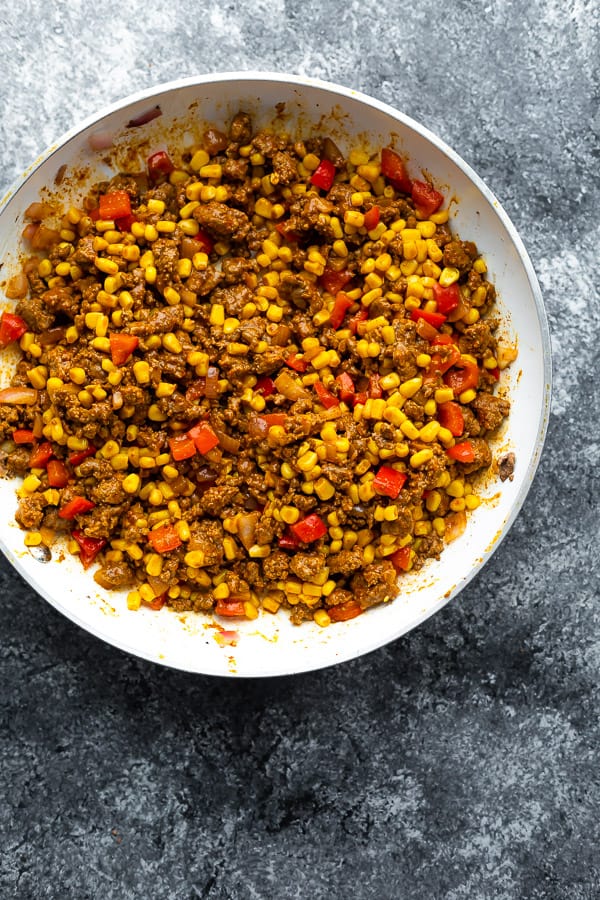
[471, 393, 510, 431]
[193, 201, 250, 241]
[290, 553, 326, 581]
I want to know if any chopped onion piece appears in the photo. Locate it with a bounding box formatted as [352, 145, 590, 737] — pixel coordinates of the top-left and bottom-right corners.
[88, 130, 115, 151]
[127, 106, 162, 128]
[0, 387, 38, 405]
[274, 370, 311, 401]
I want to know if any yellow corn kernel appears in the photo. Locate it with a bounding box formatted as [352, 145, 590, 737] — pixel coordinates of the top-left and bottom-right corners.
[126, 590, 142, 611]
[465, 494, 481, 510]
[459, 388, 477, 404]
[21, 474, 41, 493]
[132, 361, 150, 384]
[410, 448, 434, 468]
[399, 376, 423, 399]
[27, 366, 48, 389]
[447, 479, 465, 498]
[210, 303, 225, 326]
[184, 550, 205, 569]
[313, 609, 331, 627]
[439, 267, 460, 287]
[248, 544, 270, 559]
[94, 256, 119, 276]
[419, 421, 440, 442]
[434, 387, 455, 404]
[400, 420, 420, 440]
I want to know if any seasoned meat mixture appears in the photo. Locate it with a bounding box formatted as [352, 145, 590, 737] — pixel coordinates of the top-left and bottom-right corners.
[0, 115, 515, 627]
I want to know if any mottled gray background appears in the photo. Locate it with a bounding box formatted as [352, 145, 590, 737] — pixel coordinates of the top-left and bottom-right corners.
[1, 1, 599, 898]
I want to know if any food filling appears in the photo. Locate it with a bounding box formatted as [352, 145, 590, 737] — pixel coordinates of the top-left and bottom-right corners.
[0, 111, 516, 626]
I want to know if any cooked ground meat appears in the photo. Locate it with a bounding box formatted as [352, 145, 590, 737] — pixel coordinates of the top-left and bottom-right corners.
[0, 113, 516, 628]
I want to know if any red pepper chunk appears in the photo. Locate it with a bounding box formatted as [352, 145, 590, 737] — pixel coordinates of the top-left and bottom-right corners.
[279, 529, 301, 550]
[71, 530, 107, 569]
[335, 372, 355, 402]
[168, 433, 197, 461]
[447, 440, 476, 463]
[319, 267, 353, 296]
[12, 429, 35, 444]
[437, 401, 464, 437]
[115, 214, 136, 232]
[329, 600, 363, 622]
[330, 291, 354, 330]
[363, 205, 380, 231]
[433, 281, 460, 315]
[275, 221, 301, 243]
[0, 312, 28, 348]
[259, 413, 287, 428]
[310, 159, 336, 191]
[98, 190, 132, 221]
[215, 598, 247, 617]
[255, 375, 275, 397]
[110, 333, 139, 366]
[373, 465, 407, 499]
[411, 180, 444, 217]
[147, 592, 167, 611]
[187, 421, 220, 455]
[47, 459, 69, 488]
[285, 353, 308, 373]
[68, 445, 97, 466]
[314, 380, 340, 410]
[29, 441, 54, 469]
[290, 513, 328, 544]
[194, 228, 214, 254]
[147, 150, 175, 183]
[390, 545, 412, 573]
[410, 308, 447, 329]
[381, 148, 413, 193]
[444, 358, 480, 394]
[349, 308, 368, 334]
[58, 497, 95, 520]
[147, 523, 182, 554]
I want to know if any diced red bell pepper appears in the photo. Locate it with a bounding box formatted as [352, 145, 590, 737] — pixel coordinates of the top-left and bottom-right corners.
[314, 380, 340, 409]
[447, 440, 476, 463]
[335, 372, 355, 402]
[58, 496, 95, 519]
[285, 353, 308, 373]
[0, 312, 28, 348]
[194, 228, 214, 254]
[372, 465, 407, 499]
[310, 159, 336, 191]
[115, 214, 136, 232]
[259, 413, 287, 428]
[410, 308, 447, 328]
[352, 391, 368, 407]
[437, 401, 464, 437]
[68, 445, 97, 466]
[390, 545, 412, 573]
[290, 513, 328, 543]
[169, 433, 197, 461]
[109, 332, 139, 366]
[349, 308, 368, 335]
[147, 150, 175, 183]
[255, 376, 275, 397]
[46, 459, 69, 488]
[411, 180, 444, 217]
[12, 429, 35, 444]
[279, 529, 301, 550]
[215, 598, 247, 617]
[147, 522, 182, 554]
[330, 291, 354, 330]
[29, 441, 54, 469]
[275, 221, 301, 243]
[319, 267, 353, 297]
[98, 190, 132, 221]
[71, 529, 107, 569]
[488, 367, 500, 381]
[147, 592, 167, 611]
[433, 281, 460, 315]
[88, 207, 101, 222]
[363, 205, 381, 231]
[329, 600, 363, 622]
[381, 148, 413, 193]
[426, 338, 462, 379]
[444, 358, 480, 394]
[187, 421, 220, 455]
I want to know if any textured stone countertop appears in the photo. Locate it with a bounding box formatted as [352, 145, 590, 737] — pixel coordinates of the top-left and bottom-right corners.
[1, 2, 599, 898]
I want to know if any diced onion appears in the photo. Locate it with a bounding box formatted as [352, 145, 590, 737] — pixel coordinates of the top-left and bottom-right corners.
[237, 512, 259, 551]
[88, 130, 115, 151]
[213, 427, 240, 455]
[5, 272, 29, 300]
[274, 371, 311, 401]
[445, 510, 467, 543]
[24, 202, 52, 221]
[0, 387, 38, 405]
[127, 106, 162, 128]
